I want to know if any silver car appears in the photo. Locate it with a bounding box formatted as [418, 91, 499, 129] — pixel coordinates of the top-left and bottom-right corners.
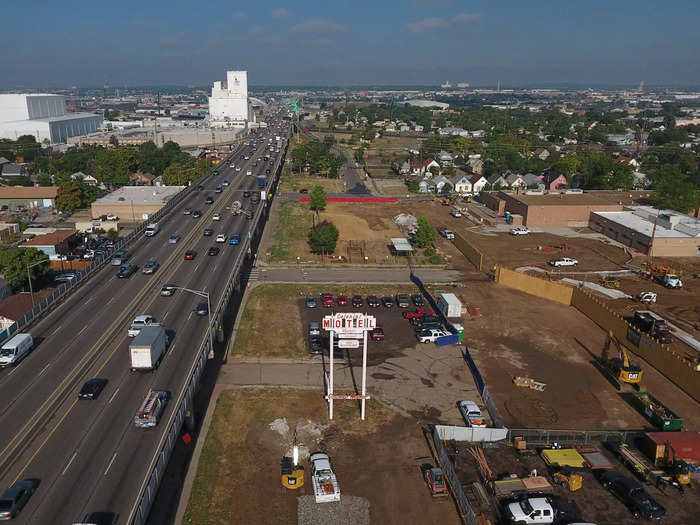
[168, 233, 181, 244]
[142, 259, 159, 274]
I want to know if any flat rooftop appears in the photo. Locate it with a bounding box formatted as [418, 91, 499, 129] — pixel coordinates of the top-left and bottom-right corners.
[594, 207, 700, 239]
[512, 193, 619, 206]
[94, 186, 184, 205]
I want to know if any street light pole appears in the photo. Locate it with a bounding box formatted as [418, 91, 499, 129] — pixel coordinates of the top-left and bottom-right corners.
[26, 257, 49, 309]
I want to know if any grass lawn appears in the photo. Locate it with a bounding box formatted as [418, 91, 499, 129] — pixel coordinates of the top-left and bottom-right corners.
[267, 201, 313, 262]
[278, 173, 345, 193]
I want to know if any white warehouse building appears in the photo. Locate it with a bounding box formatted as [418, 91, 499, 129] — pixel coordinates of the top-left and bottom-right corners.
[208, 70, 255, 128]
[0, 94, 103, 144]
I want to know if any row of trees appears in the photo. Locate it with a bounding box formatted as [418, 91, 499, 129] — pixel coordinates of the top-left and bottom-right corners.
[290, 138, 345, 178]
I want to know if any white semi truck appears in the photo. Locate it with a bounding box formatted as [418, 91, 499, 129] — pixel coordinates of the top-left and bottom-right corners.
[129, 325, 168, 371]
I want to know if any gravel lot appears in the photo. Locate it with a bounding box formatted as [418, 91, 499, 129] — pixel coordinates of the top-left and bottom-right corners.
[297, 495, 369, 525]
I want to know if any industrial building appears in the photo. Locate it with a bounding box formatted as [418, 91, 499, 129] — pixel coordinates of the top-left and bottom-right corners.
[591, 207, 700, 257]
[0, 186, 58, 209]
[208, 70, 255, 128]
[0, 94, 102, 144]
[90, 186, 184, 222]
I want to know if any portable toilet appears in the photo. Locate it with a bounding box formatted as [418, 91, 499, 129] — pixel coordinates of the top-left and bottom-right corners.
[452, 323, 464, 343]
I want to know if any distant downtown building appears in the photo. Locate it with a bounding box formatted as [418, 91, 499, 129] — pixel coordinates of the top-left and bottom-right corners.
[0, 94, 102, 144]
[208, 70, 255, 128]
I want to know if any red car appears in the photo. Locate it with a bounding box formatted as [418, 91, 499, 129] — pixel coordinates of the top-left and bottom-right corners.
[403, 307, 434, 320]
[370, 325, 384, 341]
[322, 293, 334, 307]
[184, 250, 196, 260]
[336, 295, 348, 306]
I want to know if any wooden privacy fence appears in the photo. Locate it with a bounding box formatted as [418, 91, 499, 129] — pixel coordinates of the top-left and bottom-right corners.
[453, 232, 484, 271]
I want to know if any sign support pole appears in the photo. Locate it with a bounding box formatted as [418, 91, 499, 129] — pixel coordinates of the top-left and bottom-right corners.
[361, 328, 368, 420]
[329, 329, 334, 420]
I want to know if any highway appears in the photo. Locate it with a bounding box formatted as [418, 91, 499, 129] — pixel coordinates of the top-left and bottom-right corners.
[0, 111, 289, 523]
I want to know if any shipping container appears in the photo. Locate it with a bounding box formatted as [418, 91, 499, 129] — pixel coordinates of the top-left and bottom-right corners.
[630, 391, 682, 431]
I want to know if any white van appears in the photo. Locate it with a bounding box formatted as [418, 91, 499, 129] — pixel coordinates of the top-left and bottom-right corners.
[144, 223, 159, 237]
[0, 333, 34, 367]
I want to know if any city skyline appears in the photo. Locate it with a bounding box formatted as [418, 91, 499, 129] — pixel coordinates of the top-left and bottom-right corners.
[1, 0, 699, 89]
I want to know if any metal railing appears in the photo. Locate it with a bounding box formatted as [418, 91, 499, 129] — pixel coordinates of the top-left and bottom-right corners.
[506, 428, 645, 447]
[129, 128, 289, 525]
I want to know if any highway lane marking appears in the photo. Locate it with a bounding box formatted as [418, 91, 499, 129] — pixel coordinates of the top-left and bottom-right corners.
[78, 325, 88, 336]
[48, 324, 63, 337]
[107, 387, 120, 405]
[162, 311, 169, 320]
[106, 297, 114, 305]
[84, 296, 94, 305]
[187, 311, 193, 321]
[38, 364, 51, 377]
[104, 452, 117, 476]
[12, 397, 78, 485]
[193, 263, 200, 272]
[61, 452, 77, 476]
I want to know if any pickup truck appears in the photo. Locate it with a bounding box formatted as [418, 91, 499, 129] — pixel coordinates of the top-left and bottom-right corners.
[310, 453, 341, 503]
[503, 497, 556, 524]
[457, 400, 486, 427]
[417, 328, 448, 343]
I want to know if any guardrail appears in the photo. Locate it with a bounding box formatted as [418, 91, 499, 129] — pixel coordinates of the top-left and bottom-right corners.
[129, 129, 289, 525]
[0, 152, 243, 345]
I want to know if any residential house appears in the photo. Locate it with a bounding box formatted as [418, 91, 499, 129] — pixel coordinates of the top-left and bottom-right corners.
[451, 174, 473, 195]
[0, 186, 58, 209]
[399, 124, 410, 132]
[544, 172, 568, 190]
[523, 173, 545, 190]
[469, 130, 486, 138]
[633, 171, 651, 189]
[0, 162, 29, 182]
[418, 178, 436, 193]
[433, 175, 453, 193]
[405, 145, 420, 155]
[469, 174, 487, 194]
[534, 148, 550, 161]
[437, 150, 454, 167]
[152, 175, 165, 186]
[129, 172, 155, 185]
[422, 158, 441, 176]
[0, 292, 49, 332]
[22, 229, 76, 257]
[466, 157, 484, 175]
[505, 173, 526, 190]
[486, 173, 507, 190]
[0, 157, 10, 168]
[413, 125, 424, 132]
[410, 159, 423, 176]
[70, 171, 99, 185]
[438, 127, 468, 136]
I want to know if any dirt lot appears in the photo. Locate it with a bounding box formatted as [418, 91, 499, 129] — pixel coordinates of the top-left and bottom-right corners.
[183, 388, 461, 525]
[453, 444, 700, 525]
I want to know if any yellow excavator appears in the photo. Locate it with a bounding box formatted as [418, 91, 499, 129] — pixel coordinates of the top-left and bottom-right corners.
[600, 330, 643, 390]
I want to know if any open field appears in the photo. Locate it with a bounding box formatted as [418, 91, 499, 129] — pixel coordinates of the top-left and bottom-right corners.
[279, 173, 346, 193]
[183, 389, 461, 525]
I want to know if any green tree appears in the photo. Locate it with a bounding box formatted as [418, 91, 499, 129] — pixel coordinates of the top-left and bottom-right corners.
[309, 185, 327, 211]
[136, 141, 167, 176]
[414, 216, 435, 248]
[0, 246, 50, 290]
[15, 135, 39, 162]
[405, 179, 419, 193]
[107, 228, 119, 239]
[162, 162, 185, 185]
[308, 221, 339, 254]
[354, 146, 365, 165]
[650, 164, 700, 213]
[94, 148, 135, 187]
[552, 154, 581, 177]
[55, 180, 96, 212]
[37, 173, 52, 186]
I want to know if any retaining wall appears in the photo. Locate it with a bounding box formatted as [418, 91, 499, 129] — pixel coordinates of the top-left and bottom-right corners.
[453, 232, 484, 271]
[494, 266, 573, 305]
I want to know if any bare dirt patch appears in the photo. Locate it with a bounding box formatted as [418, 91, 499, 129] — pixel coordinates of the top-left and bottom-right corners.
[184, 388, 461, 525]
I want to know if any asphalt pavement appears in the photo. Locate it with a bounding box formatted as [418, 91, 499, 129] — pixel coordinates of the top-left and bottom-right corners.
[0, 115, 290, 523]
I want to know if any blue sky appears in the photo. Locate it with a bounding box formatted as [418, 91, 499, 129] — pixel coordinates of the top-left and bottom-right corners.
[1, 0, 698, 88]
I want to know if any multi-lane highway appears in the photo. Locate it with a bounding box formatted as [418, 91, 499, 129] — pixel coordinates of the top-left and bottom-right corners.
[0, 112, 289, 523]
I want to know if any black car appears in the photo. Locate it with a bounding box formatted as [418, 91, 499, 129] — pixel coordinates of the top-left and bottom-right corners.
[243, 191, 251, 198]
[192, 210, 202, 218]
[195, 301, 209, 316]
[382, 296, 393, 308]
[412, 315, 442, 327]
[212, 170, 219, 176]
[215, 185, 222, 193]
[352, 295, 364, 308]
[366, 295, 380, 308]
[597, 470, 666, 520]
[0, 479, 40, 520]
[205, 196, 214, 204]
[78, 378, 108, 399]
[117, 263, 137, 278]
[265, 169, 271, 174]
[396, 293, 410, 308]
[203, 228, 214, 236]
[197, 184, 204, 190]
[309, 335, 323, 355]
[411, 294, 424, 307]
[208, 246, 220, 256]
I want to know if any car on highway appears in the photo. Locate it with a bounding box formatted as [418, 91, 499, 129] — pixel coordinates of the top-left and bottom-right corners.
[305, 295, 317, 308]
[205, 196, 214, 204]
[142, 259, 159, 274]
[596, 470, 665, 520]
[197, 184, 204, 191]
[417, 328, 449, 343]
[212, 213, 221, 221]
[246, 170, 252, 176]
[381, 296, 393, 308]
[117, 263, 137, 278]
[213, 170, 219, 176]
[183, 207, 192, 215]
[160, 283, 177, 296]
[168, 233, 181, 244]
[511, 226, 531, 235]
[222, 180, 230, 187]
[336, 295, 348, 306]
[208, 246, 220, 256]
[265, 169, 271, 174]
[396, 294, 410, 308]
[192, 210, 202, 218]
[229, 234, 241, 245]
[195, 301, 209, 316]
[366, 295, 380, 308]
[215, 234, 226, 243]
[411, 294, 424, 307]
[0, 478, 40, 520]
[243, 191, 251, 198]
[215, 185, 222, 193]
[549, 257, 578, 267]
[203, 228, 214, 236]
[78, 378, 108, 400]
[110, 251, 129, 266]
[352, 295, 363, 308]
[184, 250, 197, 260]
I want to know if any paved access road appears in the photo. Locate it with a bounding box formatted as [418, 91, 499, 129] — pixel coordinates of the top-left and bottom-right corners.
[0, 113, 290, 523]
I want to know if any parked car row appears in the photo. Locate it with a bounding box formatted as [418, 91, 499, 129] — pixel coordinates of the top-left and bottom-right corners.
[305, 292, 425, 309]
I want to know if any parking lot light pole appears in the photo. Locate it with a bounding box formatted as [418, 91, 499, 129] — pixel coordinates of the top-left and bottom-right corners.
[27, 258, 50, 309]
[174, 286, 213, 358]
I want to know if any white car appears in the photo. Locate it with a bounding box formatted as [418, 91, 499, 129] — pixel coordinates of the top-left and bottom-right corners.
[128, 315, 156, 337]
[638, 291, 657, 304]
[511, 226, 531, 235]
[212, 213, 221, 221]
[451, 209, 463, 218]
[235, 167, 241, 172]
[246, 170, 252, 176]
[229, 164, 235, 169]
[417, 329, 448, 343]
[457, 400, 486, 428]
[549, 257, 578, 267]
[504, 497, 555, 524]
[216, 234, 226, 243]
[106, 214, 118, 220]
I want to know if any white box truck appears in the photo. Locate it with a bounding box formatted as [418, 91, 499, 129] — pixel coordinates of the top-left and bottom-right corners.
[0, 333, 33, 367]
[129, 325, 168, 371]
[438, 293, 462, 318]
[144, 222, 160, 237]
